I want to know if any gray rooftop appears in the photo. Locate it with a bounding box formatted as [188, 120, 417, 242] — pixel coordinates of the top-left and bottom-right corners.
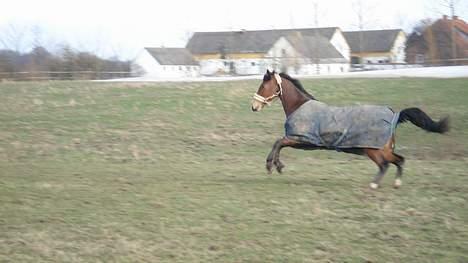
[145, 48, 198, 65]
[186, 27, 339, 54]
[285, 34, 345, 61]
[343, 29, 402, 53]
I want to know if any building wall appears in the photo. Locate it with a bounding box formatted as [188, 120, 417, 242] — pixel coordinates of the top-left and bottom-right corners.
[199, 58, 270, 75]
[133, 49, 163, 76]
[267, 37, 301, 72]
[199, 59, 228, 75]
[195, 34, 351, 76]
[353, 52, 393, 64]
[330, 29, 351, 61]
[133, 49, 200, 78]
[294, 63, 349, 75]
[351, 31, 407, 65]
[390, 31, 407, 63]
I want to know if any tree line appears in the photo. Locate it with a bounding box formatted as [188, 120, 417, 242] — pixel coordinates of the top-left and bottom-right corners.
[0, 45, 132, 80]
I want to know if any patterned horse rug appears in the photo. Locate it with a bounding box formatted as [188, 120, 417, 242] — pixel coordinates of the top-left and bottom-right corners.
[285, 100, 400, 149]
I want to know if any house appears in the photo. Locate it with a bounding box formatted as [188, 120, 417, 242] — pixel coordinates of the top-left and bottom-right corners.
[186, 27, 350, 75]
[343, 29, 406, 69]
[132, 48, 199, 78]
[405, 15, 468, 65]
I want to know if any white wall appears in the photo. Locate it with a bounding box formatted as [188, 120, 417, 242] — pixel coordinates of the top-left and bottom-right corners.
[390, 32, 407, 63]
[330, 29, 351, 62]
[362, 55, 392, 64]
[297, 63, 349, 75]
[197, 34, 352, 76]
[267, 37, 299, 72]
[199, 60, 229, 75]
[199, 58, 271, 76]
[358, 31, 407, 65]
[234, 59, 271, 75]
[133, 49, 162, 76]
[133, 49, 200, 78]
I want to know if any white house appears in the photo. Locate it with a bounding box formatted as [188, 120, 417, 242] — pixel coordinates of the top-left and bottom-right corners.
[267, 33, 350, 75]
[343, 29, 407, 70]
[132, 48, 200, 78]
[185, 27, 351, 76]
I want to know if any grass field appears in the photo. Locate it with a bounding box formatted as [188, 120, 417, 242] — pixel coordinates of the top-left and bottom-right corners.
[1, 78, 467, 262]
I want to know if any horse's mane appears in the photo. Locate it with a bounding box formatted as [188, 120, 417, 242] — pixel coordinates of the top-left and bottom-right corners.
[279, 73, 317, 100]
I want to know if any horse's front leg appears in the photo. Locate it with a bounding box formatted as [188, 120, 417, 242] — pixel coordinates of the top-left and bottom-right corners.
[266, 138, 283, 174]
[266, 137, 300, 174]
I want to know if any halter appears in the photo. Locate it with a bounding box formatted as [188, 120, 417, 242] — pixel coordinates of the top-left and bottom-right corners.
[252, 73, 283, 106]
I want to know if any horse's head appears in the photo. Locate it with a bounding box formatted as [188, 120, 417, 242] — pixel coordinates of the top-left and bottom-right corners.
[251, 70, 283, 112]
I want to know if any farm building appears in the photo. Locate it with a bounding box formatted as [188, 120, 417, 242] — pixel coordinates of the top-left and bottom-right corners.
[405, 15, 468, 65]
[132, 48, 200, 78]
[185, 27, 351, 75]
[343, 29, 406, 69]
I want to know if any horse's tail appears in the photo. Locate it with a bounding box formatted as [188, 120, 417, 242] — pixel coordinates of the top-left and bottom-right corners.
[397, 107, 450, 133]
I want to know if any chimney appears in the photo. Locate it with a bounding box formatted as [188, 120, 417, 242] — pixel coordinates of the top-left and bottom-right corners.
[443, 15, 448, 20]
[453, 15, 459, 20]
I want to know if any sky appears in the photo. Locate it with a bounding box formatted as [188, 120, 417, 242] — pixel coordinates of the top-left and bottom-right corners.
[0, 0, 467, 59]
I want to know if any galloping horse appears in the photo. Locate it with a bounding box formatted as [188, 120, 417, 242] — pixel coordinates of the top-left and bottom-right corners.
[251, 70, 450, 189]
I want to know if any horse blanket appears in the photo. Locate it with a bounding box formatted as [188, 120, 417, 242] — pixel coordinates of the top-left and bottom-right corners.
[285, 100, 399, 149]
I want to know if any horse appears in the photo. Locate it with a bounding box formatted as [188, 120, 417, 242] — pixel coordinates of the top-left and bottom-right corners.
[251, 70, 450, 189]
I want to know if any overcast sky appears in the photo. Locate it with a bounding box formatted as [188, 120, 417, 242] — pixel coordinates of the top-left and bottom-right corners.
[1, 0, 467, 59]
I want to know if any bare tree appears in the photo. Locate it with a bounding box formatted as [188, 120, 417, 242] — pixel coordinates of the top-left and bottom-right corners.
[437, 0, 460, 17]
[350, 0, 378, 65]
[313, 2, 320, 74]
[0, 23, 29, 52]
[31, 25, 44, 49]
[441, 0, 459, 62]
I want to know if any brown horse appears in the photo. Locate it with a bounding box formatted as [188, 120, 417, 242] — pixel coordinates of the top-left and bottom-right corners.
[251, 70, 450, 189]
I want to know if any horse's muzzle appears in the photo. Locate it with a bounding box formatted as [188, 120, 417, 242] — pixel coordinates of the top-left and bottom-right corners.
[251, 100, 264, 112]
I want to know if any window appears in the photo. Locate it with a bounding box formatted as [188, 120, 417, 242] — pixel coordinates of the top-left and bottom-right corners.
[281, 49, 287, 57]
[251, 62, 256, 66]
[351, 56, 360, 65]
[415, 54, 425, 64]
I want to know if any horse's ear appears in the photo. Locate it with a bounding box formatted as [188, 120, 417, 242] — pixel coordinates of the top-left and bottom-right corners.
[263, 70, 272, 81]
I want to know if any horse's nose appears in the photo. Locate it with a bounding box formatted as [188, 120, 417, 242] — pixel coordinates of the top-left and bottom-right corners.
[252, 106, 258, 112]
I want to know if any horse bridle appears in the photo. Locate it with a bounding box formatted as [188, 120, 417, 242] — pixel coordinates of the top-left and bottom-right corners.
[252, 73, 283, 106]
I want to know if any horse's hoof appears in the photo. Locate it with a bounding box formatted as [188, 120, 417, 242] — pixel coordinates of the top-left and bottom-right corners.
[369, 183, 379, 190]
[275, 161, 285, 174]
[266, 163, 273, 174]
[393, 179, 402, 188]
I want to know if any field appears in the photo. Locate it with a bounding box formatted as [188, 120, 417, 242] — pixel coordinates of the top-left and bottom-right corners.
[1, 78, 467, 262]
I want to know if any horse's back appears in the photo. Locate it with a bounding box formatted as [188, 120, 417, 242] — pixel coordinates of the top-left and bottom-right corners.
[285, 101, 398, 149]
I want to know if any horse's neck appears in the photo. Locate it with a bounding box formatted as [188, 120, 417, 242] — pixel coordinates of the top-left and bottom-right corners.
[280, 79, 310, 117]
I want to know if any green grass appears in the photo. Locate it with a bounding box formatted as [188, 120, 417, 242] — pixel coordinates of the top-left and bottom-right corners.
[0, 78, 467, 262]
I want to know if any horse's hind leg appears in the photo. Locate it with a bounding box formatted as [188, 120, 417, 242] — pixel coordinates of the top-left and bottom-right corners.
[389, 153, 405, 188]
[366, 149, 389, 189]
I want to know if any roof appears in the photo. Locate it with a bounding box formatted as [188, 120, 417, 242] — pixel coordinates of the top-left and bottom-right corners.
[343, 29, 402, 53]
[145, 48, 198, 65]
[437, 16, 468, 34]
[186, 27, 338, 54]
[285, 34, 345, 61]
